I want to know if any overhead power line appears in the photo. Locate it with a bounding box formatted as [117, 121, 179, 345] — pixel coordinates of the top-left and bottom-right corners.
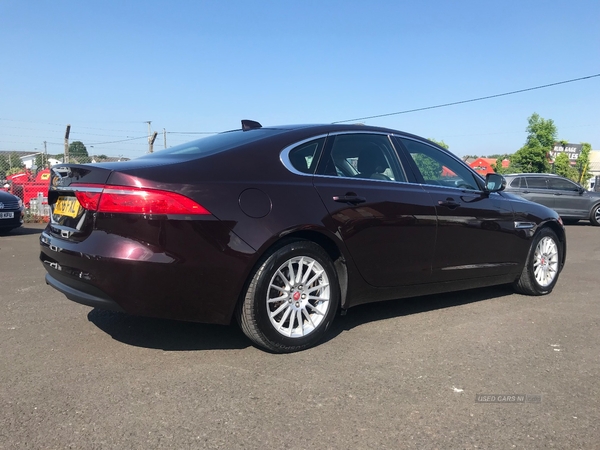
[333, 73, 600, 124]
[88, 135, 148, 145]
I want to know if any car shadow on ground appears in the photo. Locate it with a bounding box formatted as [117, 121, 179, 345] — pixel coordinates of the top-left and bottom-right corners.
[1, 224, 46, 236]
[87, 309, 252, 351]
[324, 285, 515, 344]
[88, 284, 516, 352]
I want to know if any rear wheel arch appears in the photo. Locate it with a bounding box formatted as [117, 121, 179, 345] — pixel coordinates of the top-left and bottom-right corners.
[235, 236, 343, 352]
[233, 230, 349, 323]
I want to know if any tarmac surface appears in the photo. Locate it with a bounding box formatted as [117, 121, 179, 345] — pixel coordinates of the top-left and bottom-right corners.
[1, 222, 599, 449]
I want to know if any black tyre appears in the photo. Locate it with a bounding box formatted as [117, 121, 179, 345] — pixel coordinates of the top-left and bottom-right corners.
[590, 204, 600, 226]
[513, 227, 562, 296]
[237, 240, 339, 353]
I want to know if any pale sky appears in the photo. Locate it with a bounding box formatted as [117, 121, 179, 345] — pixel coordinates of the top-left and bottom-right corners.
[1, 0, 598, 159]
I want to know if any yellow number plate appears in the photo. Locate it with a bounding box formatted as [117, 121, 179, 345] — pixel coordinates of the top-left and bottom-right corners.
[54, 196, 81, 218]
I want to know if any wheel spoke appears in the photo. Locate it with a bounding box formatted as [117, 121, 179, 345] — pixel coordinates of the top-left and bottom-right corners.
[295, 257, 304, 284]
[296, 310, 303, 335]
[287, 261, 296, 285]
[270, 302, 289, 318]
[306, 283, 329, 294]
[304, 269, 324, 287]
[287, 309, 296, 336]
[306, 303, 325, 315]
[301, 260, 316, 284]
[277, 307, 292, 331]
[276, 269, 292, 289]
[269, 283, 288, 294]
[302, 308, 316, 329]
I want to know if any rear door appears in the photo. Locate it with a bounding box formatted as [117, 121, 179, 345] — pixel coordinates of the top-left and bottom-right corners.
[522, 176, 554, 209]
[313, 132, 437, 287]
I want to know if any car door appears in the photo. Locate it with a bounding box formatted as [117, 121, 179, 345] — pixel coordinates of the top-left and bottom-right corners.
[394, 136, 521, 282]
[522, 176, 554, 209]
[547, 177, 588, 218]
[312, 132, 437, 287]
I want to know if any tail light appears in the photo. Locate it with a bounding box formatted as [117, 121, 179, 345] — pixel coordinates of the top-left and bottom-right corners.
[72, 184, 211, 215]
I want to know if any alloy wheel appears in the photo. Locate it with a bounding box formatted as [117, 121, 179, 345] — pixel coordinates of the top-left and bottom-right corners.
[267, 256, 331, 338]
[533, 236, 559, 287]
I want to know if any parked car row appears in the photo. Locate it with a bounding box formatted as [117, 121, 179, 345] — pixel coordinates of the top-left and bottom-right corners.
[503, 173, 600, 226]
[0, 190, 24, 233]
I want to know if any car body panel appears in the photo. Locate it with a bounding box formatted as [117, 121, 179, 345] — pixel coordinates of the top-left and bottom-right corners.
[40, 123, 566, 327]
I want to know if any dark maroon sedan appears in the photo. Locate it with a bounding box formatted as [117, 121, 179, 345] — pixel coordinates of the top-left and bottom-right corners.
[40, 121, 566, 352]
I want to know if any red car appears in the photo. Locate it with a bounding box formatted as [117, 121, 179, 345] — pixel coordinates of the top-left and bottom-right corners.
[40, 121, 566, 352]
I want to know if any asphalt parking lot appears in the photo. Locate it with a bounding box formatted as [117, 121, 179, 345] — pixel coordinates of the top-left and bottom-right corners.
[1, 223, 599, 449]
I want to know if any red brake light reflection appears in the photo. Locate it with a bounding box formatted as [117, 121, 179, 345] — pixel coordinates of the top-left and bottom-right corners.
[73, 185, 210, 215]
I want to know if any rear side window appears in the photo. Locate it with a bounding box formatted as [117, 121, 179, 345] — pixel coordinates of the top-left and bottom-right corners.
[509, 177, 523, 188]
[288, 138, 325, 174]
[525, 177, 548, 189]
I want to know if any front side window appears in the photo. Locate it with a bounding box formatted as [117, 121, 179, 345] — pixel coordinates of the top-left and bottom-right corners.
[398, 137, 481, 191]
[548, 177, 580, 191]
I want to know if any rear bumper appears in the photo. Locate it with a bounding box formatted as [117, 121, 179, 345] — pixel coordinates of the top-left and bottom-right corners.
[39, 217, 257, 325]
[45, 272, 124, 312]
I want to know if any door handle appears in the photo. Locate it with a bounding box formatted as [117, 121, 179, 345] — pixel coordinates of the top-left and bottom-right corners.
[333, 195, 367, 205]
[438, 199, 460, 209]
[553, 193, 563, 196]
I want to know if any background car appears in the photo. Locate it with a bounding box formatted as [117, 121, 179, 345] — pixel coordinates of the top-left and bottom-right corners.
[0, 190, 24, 233]
[40, 121, 566, 352]
[504, 173, 600, 225]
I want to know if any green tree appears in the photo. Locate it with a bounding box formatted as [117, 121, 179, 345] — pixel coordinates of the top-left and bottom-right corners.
[413, 154, 443, 181]
[510, 113, 556, 173]
[576, 142, 592, 186]
[428, 138, 449, 149]
[68, 141, 88, 160]
[492, 155, 514, 175]
[553, 153, 579, 181]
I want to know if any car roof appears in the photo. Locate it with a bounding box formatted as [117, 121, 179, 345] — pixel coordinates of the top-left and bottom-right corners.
[504, 173, 564, 178]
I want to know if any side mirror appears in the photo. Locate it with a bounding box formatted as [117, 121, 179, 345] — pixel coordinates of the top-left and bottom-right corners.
[485, 173, 506, 192]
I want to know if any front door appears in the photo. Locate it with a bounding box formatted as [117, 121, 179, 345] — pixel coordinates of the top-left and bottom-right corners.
[395, 136, 521, 282]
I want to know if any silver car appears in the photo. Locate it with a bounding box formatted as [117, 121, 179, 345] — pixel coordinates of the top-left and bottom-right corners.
[503, 173, 600, 225]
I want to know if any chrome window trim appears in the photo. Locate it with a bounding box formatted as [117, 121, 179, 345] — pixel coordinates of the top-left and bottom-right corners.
[279, 134, 329, 176]
[280, 130, 409, 184]
[50, 186, 104, 193]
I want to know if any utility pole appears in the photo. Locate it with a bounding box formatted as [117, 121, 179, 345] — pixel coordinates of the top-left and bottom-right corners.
[43, 141, 47, 168]
[64, 124, 71, 163]
[149, 131, 158, 153]
[163, 128, 167, 149]
[145, 121, 152, 154]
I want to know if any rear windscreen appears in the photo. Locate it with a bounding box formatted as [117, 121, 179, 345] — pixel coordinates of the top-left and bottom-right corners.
[137, 128, 286, 159]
